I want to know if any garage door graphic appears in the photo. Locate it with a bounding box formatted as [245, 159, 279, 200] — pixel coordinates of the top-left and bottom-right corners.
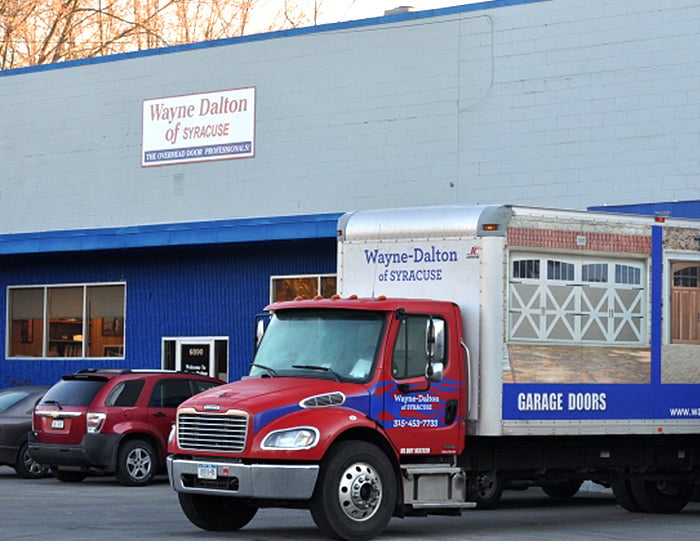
[508, 254, 646, 345]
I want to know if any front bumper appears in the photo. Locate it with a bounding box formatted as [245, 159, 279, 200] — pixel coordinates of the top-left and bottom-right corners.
[167, 456, 319, 500]
[27, 432, 119, 470]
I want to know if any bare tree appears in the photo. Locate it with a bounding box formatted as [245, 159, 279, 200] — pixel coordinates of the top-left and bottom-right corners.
[0, 0, 328, 70]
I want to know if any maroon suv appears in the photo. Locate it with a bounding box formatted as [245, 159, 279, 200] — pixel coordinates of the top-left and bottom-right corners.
[29, 369, 223, 486]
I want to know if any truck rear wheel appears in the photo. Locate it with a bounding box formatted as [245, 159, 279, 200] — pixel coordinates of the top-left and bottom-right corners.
[310, 441, 397, 541]
[611, 480, 642, 512]
[629, 479, 691, 513]
[178, 493, 258, 531]
[541, 480, 582, 499]
[473, 471, 504, 509]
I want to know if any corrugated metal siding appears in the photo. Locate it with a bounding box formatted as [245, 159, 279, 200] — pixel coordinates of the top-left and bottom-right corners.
[0, 239, 336, 387]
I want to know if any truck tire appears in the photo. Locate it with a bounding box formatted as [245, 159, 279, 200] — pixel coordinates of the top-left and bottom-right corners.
[116, 438, 156, 486]
[310, 441, 397, 541]
[611, 480, 642, 512]
[629, 479, 691, 513]
[541, 480, 582, 499]
[15, 441, 50, 479]
[50, 466, 87, 483]
[473, 471, 504, 509]
[178, 493, 258, 531]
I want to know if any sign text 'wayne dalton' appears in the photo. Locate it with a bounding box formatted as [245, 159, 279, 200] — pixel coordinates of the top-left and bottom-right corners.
[142, 87, 255, 166]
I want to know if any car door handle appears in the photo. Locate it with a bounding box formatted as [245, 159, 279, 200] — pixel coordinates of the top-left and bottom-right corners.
[153, 411, 167, 418]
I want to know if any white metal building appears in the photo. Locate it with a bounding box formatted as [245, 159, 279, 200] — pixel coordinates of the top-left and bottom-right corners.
[0, 0, 698, 386]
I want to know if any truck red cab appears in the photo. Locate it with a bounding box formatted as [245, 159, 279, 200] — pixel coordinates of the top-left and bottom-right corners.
[168, 297, 465, 538]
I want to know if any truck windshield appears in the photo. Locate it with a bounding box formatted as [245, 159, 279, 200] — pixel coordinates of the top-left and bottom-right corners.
[251, 309, 386, 382]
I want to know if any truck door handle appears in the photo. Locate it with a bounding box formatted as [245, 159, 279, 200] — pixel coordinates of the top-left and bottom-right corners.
[445, 399, 458, 425]
[153, 411, 167, 418]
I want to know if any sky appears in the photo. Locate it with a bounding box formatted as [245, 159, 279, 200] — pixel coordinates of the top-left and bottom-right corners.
[319, 1, 482, 24]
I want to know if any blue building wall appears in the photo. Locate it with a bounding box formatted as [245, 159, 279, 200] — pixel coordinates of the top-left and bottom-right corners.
[0, 239, 336, 388]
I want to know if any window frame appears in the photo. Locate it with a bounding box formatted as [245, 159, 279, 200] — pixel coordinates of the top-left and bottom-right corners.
[391, 313, 448, 381]
[7, 281, 126, 359]
[269, 273, 337, 303]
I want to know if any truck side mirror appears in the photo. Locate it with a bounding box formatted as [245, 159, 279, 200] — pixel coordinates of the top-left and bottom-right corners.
[425, 318, 445, 382]
[254, 314, 268, 351]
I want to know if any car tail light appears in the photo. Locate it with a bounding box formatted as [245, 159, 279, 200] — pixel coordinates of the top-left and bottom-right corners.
[86, 412, 107, 434]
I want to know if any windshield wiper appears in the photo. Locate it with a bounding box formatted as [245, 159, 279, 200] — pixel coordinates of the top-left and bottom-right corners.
[251, 363, 278, 377]
[292, 364, 341, 382]
[43, 399, 63, 410]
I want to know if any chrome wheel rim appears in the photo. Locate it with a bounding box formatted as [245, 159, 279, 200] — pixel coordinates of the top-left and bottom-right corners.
[337, 461, 382, 521]
[126, 448, 152, 480]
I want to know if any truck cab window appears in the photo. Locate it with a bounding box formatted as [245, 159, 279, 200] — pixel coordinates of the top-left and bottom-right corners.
[392, 315, 446, 380]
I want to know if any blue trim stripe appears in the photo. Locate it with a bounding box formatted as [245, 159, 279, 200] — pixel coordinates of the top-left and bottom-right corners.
[650, 225, 663, 385]
[0, 213, 342, 255]
[0, 0, 548, 78]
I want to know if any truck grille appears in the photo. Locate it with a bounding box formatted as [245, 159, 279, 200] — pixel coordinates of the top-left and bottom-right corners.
[177, 412, 248, 453]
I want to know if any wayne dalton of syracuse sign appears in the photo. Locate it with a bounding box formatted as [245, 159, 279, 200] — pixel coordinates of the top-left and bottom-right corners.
[142, 87, 255, 166]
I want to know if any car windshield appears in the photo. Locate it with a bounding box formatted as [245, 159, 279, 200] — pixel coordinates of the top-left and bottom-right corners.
[0, 390, 31, 411]
[251, 309, 386, 382]
[40, 379, 107, 407]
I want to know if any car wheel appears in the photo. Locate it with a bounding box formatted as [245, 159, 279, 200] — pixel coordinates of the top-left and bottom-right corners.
[178, 493, 258, 531]
[116, 438, 156, 486]
[309, 441, 397, 541]
[50, 466, 88, 483]
[15, 441, 50, 479]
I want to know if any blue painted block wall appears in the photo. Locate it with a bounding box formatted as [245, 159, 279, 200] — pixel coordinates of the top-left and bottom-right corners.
[0, 239, 336, 388]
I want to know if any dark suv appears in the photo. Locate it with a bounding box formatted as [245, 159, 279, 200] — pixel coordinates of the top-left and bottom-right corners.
[29, 369, 223, 486]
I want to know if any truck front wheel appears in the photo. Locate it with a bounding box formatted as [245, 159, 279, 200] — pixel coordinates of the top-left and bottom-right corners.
[310, 441, 397, 541]
[178, 493, 258, 531]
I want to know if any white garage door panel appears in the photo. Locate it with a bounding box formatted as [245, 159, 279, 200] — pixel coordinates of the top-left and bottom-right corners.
[509, 254, 646, 345]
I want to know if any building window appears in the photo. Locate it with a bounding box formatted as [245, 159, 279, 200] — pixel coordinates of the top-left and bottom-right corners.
[547, 260, 574, 281]
[673, 265, 698, 288]
[512, 259, 539, 280]
[270, 274, 337, 302]
[582, 263, 608, 283]
[7, 283, 125, 358]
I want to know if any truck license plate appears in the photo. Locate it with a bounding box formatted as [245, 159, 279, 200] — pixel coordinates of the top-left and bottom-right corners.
[197, 463, 217, 480]
[51, 418, 65, 430]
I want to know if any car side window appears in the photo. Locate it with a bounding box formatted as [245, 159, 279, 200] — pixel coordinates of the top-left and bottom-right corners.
[392, 315, 445, 380]
[105, 380, 145, 407]
[149, 379, 194, 408]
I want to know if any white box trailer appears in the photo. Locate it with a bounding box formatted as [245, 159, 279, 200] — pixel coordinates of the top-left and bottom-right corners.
[338, 204, 700, 506]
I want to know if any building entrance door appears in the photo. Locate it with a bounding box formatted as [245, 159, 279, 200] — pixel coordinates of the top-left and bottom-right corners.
[162, 337, 229, 381]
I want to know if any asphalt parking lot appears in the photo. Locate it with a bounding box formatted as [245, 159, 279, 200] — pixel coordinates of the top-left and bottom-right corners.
[3, 466, 700, 541]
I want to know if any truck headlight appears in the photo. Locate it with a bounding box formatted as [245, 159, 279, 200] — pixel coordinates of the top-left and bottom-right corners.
[261, 427, 319, 450]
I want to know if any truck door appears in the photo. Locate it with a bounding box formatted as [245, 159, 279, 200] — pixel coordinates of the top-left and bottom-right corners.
[383, 312, 464, 457]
